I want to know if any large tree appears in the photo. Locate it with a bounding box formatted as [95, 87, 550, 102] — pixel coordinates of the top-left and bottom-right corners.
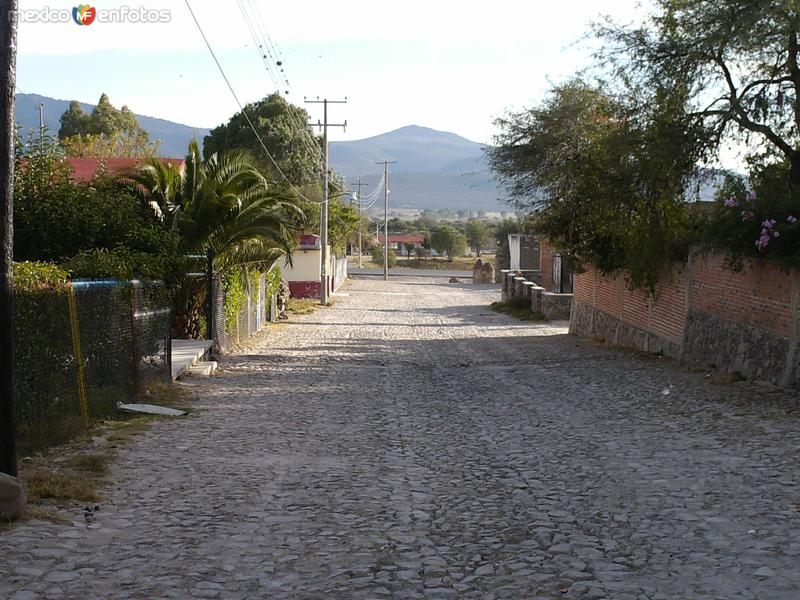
[465, 219, 490, 256]
[430, 226, 467, 261]
[203, 93, 323, 186]
[595, 0, 800, 189]
[58, 94, 154, 157]
[488, 79, 701, 289]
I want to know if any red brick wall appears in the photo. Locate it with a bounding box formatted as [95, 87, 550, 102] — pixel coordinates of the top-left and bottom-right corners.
[689, 254, 792, 338]
[574, 252, 794, 345]
[540, 239, 556, 291]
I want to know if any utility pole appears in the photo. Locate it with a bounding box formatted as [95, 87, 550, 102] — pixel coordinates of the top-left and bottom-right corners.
[1, 1, 19, 478]
[37, 103, 44, 154]
[375, 160, 397, 281]
[305, 97, 347, 305]
[352, 177, 368, 268]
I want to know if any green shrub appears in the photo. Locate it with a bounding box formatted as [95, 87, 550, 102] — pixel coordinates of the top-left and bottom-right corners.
[704, 162, 800, 270]
[371, 245, 397, 267]
[13, 261, 69, 292]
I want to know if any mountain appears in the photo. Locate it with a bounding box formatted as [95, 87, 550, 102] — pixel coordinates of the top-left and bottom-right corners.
[329, 125, 508, 211]
[15, 93, 210, 157]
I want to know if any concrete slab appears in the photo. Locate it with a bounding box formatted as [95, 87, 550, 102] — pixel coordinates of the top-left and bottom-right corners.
[171, 339, 214, 381]
[117, 403, 186, 417]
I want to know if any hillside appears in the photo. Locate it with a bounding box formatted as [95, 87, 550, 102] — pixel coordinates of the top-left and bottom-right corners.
[329, 125, 508, 211]
[15, 93, 210, 158]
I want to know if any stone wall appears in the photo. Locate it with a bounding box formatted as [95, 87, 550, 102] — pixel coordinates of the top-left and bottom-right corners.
[541, 292, 573, 321]
[570, 253, 800, 387]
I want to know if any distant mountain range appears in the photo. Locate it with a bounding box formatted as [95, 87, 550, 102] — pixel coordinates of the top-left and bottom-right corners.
[15, 93, 210, 157]
[329, 125, 508, 212]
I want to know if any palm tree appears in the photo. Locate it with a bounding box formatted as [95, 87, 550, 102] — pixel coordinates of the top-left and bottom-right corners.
[133, 140, 303, 336]
[134, 139, 302, 270]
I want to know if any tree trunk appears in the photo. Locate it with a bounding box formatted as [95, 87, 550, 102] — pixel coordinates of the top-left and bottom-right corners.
[791, 152, 800, 191]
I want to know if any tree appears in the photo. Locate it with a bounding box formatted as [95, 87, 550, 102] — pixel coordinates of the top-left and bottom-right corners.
[371, 245, 397, 267]
[59, 130, 158, 158]
[420, 233, 432, 259]
[487, 79, 699, 290]
[430, 226, 467, 261]
[133, 140, 302, 271]
[58, 93, 154, 157]
[204, 93, 322, 186]
[134, 141, 304, 337]
[14, 137, 182, 283]
[58, 101, 90, 139]
[465, 219, 490, 255]
[595, 0, 800, 191]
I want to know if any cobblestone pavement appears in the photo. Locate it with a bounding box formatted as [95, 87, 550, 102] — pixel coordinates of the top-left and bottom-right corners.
[3, 277, 800, 600]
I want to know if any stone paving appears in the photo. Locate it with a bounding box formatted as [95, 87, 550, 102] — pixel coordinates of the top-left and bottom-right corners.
[3, 276, 800, 599]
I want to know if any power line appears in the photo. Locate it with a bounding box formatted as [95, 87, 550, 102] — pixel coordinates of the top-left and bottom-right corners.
[232, 0, 325, 175]
[183, 0, 323, 205]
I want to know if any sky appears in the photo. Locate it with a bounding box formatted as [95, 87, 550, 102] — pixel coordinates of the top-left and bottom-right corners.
[17, 0, 652, 144]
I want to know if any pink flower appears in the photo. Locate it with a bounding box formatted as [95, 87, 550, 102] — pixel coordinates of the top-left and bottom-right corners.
[724, 197, 739, 208]
[762, 218, 776, 230]
[773, 231, 781, 238]
[788, 215, 798, 224]
[746, 190, 757, 201]
[756, 232, 771, 250]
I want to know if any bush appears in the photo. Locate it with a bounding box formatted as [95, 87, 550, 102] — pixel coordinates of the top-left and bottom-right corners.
[13, 261, 69, 292]
[704, 161, 800, 270]
[371, 245, 397, 267]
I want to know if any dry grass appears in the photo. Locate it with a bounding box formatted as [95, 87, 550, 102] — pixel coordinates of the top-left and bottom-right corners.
[64, 453, 111, 475]
[1, 380, 197, 529]
[287, 298, 319, 315]
[21, 468, 102, 503]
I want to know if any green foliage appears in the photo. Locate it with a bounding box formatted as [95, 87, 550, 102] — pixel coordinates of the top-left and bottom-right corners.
[62, 247, 183, 284]
[204, 93, 322, 185]
[14, 139, 183, 284]
[222, 270, 247, 335]
[704, 160, 800, 269]
[264, 264, 282, 299]
[58, 94, 154, 158]
[489, 79, 699, 290]
[13, 262, 69, 292]
[134, 140, 303, 273]
[594, 0, 800, 188]
[430, 226, 468, 261]
[465, 219, 490, 255]
[371, 245, 398, 267]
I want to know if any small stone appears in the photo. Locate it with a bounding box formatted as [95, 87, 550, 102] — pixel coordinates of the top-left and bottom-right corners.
[754, 566, 774, 577]
[474, 564, 495, 576]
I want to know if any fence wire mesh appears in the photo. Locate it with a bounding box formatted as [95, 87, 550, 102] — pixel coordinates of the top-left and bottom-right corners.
[12, 280, 171, 455]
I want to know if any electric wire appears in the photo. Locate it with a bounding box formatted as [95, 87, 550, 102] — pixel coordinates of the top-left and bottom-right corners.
[183, 0, 325, 205]
[232, 0, 326, 177]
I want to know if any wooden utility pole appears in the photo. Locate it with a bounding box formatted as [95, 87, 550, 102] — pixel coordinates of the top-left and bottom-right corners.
[0, 1, 19, 477]
[305, 97, 347, 305]
[375, 161, 397, 281]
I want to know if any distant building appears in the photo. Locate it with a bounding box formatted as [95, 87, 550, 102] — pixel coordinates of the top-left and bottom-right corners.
[375, 234, 425, 257]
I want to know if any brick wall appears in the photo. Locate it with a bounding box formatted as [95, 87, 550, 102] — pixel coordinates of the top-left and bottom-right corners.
[689, 254, 792, 339]
[570, 252, 799, 386]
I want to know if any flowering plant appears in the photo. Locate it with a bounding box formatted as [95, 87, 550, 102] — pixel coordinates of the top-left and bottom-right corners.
[704, 161, 800, 269]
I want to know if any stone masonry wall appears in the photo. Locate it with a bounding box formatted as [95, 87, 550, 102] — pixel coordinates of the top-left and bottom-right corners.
[570, 252, 799, 387]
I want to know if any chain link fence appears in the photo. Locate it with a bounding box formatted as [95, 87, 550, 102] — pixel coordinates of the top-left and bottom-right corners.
[13, 280, 171, 456]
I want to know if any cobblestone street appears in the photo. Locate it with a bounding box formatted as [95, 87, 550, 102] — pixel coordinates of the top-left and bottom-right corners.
[3, 276, 800, 599]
